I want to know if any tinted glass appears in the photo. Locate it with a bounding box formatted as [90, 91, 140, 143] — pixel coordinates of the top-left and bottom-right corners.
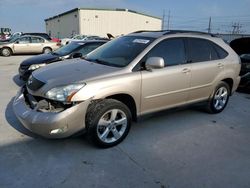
[212, 43, 228, 59]
[187, 38, 220, 63]
[76, 42, 104, 56]
[54, 42, 81, 56]
[24, 33, 51, 40]
[146, 38, 186, 66]
[17, 37, 30, 44]
[85, 36, 154, 67]
[31, 37, 44, 43]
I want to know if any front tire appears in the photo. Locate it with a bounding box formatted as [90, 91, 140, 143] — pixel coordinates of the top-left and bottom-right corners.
[206, 81, 230, 114]
[1, 47, 12, 57]
[86, 99, 132, 148]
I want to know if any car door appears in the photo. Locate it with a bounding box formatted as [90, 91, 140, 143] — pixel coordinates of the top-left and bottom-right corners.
[30, 37, 45, 53]
[13, 36, 31, 53]
[140, 38, 191, 114]
[186, 38, 226, 102]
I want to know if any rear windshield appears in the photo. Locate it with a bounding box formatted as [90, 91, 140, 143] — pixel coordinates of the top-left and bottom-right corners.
[85, 36, 154, 67]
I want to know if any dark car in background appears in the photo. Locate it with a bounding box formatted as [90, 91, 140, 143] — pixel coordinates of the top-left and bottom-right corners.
[19, 40, 107, 80]
[230, 37, 250, 90]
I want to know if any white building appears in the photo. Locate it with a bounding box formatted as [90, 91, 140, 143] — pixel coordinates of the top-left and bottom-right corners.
[45, 8, 162, 38]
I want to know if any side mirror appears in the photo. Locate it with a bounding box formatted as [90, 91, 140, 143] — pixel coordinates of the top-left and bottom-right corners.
[15, 41, 19, 44]
[71, 52, 82, 58]
[145, 57, 165, 70]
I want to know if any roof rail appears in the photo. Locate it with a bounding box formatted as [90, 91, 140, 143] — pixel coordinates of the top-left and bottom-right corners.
[164, 30, 216, 37]
[132, 30, 216, 37]
[132, 30, 168, 33]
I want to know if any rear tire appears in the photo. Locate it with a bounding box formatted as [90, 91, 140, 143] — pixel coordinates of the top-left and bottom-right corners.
[1, 47, 12, 57]
[43, 47, 52, 54]
[86, 99, 132, 148]
[206, 81, 230, 114]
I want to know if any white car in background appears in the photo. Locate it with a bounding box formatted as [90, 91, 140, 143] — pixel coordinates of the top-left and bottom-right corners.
[61, 35, 102, 45]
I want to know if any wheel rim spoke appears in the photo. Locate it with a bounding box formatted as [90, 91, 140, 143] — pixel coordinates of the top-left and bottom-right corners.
[100, 128, 110, 140]
[110, 109, 118, 121]
[115, 117, 127, 125]
[98, 118, 110, 127]
[111, 128, 121, 139]
[214, 99, 219, 108]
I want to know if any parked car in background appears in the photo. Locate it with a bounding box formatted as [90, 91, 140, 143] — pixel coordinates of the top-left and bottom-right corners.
[19, 40, 108, 80]
[230, 37, 250, 90]
[13, 30, 240, 147]
[0, 32, 22, 43]
[0, 35, 61, 56]
[22, 33, 60, 43]
[61, 35, 106, 45]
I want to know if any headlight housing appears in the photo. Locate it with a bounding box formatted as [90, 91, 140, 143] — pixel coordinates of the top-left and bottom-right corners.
[45, 83, 85, 102]
[28, 63, 46, 71]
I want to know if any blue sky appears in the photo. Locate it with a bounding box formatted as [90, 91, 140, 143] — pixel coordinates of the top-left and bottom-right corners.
[0, 0, 250, 34]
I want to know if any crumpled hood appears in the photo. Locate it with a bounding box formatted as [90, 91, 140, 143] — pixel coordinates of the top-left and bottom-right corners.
[21, 53, 60, 66]
[32, 58, 120, 93]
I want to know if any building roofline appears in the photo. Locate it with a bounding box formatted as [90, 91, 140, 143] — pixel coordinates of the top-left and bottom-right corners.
[44, 8, 161, 22]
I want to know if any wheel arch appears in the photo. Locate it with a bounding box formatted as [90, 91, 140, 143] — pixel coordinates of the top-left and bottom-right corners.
[43, 46, 52, 52]
[221, 78, 233, 95]
[106, 94, 137, 121]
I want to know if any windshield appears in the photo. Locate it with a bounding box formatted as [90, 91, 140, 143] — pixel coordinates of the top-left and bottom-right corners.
[54, 42, 82, 56]
[85, 36, 154, 67]
[9, 35, 20, 43]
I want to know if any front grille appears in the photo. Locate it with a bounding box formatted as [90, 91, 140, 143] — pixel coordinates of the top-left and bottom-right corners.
[26, 76, 45, 91]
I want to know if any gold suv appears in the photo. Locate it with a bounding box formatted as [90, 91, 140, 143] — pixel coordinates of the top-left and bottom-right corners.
[13, 31, 241, 147]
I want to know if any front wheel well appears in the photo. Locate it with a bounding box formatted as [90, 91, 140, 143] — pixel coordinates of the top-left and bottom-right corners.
[106, 94, 137, 121]
[221, 78, 233, 95]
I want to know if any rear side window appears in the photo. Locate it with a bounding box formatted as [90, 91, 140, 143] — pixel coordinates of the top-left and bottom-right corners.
[212, 43, 228, 59]
[187, 38, 219, 63]
[146, 38, 186, 66]
[31, 37, 44, 43]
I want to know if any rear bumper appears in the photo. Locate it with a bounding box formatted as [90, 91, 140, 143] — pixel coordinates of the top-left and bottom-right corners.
[13, 87, 91, 138]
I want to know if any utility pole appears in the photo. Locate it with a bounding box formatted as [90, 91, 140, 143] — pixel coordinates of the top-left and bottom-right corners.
[167, 10, 171, 30]
[231, 22, 242, 34]
[162, 10, 165, 30]
[208, 17, 211, 33]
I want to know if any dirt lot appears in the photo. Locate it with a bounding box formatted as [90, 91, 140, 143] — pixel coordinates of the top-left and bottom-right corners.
[0, 55, 250, 188]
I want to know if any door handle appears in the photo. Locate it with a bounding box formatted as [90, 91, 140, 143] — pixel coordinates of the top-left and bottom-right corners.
[217, 63, 224, 68]
[182, 68, 191, 73]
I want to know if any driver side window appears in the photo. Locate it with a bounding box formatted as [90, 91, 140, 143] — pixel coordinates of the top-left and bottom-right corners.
[146, 38, 186, 67]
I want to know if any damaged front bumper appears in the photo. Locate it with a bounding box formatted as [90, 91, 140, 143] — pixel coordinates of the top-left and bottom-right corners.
[13, 87, 91, 138]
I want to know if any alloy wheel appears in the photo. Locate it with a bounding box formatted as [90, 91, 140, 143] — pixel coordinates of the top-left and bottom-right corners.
[213, 86, 228, 110]
[97, 109, 128, 144]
